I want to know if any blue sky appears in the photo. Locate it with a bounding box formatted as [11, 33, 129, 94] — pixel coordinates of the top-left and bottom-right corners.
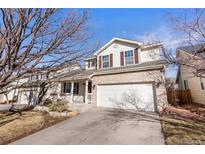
[89, 9, 180, 46]
[88, 9, 182, 78]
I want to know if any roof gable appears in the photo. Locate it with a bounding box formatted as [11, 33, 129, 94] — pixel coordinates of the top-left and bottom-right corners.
[94, 37, 143, 55]
[177, 43, 205, 55]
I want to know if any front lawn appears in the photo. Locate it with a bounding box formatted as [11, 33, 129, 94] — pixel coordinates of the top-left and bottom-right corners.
[0, 111, 68, 144]
[161, 105, 205, 145]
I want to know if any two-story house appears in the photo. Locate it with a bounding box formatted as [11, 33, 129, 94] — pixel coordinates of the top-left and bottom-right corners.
[56, 38, 168, 112]
[176, 44, 205, 105]
[0, 62, 80, 105]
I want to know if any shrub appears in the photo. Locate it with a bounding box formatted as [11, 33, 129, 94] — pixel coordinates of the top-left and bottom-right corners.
[47, 100, 69, 112]
[43, 98, 53, 106]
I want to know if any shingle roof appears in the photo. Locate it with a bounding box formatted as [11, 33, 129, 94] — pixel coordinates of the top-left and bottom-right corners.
[93, 60, 166, 76]
[57, 69, 95, 81]
[85, 55, 96, 61]
[56, 60, 166, 81]
[177, 43, 205, 54]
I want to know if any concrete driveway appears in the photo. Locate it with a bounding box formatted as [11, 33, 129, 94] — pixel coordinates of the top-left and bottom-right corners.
[11, 107, 164, 145]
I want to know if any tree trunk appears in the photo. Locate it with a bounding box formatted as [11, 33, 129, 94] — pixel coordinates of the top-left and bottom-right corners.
[35, 82, 49, 105]
[4, 93, 9, 104]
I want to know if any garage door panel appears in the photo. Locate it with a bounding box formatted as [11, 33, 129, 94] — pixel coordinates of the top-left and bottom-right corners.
[97, 84, 155, 111]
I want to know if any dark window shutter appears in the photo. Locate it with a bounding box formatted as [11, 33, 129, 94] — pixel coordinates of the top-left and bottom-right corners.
[120, 51, 124, 66]
[99, 56, 102, 69]
[61, 83, 66, 93]
[110, 54, 113, 67]
[134, 48, 139, 64]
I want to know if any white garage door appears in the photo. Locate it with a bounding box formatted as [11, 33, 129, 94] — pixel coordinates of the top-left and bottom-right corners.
[97, 83, 155, 111]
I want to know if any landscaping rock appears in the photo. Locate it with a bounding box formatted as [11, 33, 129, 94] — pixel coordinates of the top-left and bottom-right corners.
[34, 106, 78, 118]
[34, 106, 49, 112]
[48, 111, 78, 118]
[49, 111, 69, 117]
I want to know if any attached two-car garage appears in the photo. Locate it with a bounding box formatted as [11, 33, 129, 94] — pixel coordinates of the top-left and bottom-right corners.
[96, 83, 156, 112]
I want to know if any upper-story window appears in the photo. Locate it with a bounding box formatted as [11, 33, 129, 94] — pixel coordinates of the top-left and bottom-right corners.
[88, 59, 96, 68]
[91, 60, 96, 67]
[124, 50, 134, 65]
[102, 55, 109, 68]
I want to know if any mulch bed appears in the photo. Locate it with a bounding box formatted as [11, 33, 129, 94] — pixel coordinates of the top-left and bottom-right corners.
[161, 104, 205, 145]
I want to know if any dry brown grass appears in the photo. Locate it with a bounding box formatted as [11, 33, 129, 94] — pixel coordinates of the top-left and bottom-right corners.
[161, 115, 205, 145]
[0, 111, 68, 144]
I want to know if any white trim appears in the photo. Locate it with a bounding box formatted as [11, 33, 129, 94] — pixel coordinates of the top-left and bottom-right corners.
[124, 49, 135, 66]
[138, 48, 142, 64]
[85, 56, 96, 61]
[94, 37, 143, 55]
[141, 43, 162, 50]
[124, 49, 140, 66]
[102, 55, 110, 69]
[85, 80, 88, 104]
[70, 82, 74, 103]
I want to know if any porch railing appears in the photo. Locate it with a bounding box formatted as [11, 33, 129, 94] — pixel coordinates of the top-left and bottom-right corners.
[87, 93, 92, 104]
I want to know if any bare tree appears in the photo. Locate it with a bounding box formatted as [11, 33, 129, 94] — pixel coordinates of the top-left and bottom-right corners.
[0, 9, 93, 88]
[163, 9, 205, 78]
[0, 9, 95, 104]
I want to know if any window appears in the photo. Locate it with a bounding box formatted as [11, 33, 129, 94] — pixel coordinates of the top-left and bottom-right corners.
[40, 74, 43, 79]
[200, 78, 205, 90]
[88, 60, 96, 68]
[46, 72, 49, 79]
[125, 50, 134, 65]
[184, 80, 189, 90]
[200, 81, 204, 90]
[62, 82, 71, 93]
[88, 81, 92, 93]
[87, 61, 90, 68]
[102, 55, 109, 68]
[30, 74, 38, 80]
[91, 59, 96, 67]
[73, 82, 79, 94]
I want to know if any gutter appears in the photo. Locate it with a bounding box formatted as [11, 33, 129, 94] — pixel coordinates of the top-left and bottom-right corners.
[90, 64, 164, 77]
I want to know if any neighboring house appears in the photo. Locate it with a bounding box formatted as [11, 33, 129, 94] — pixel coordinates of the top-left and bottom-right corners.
[55, 37, 168, 112]
[166, 78, 178, 90]
[0, 76, 29, 104]
[0, 62, 80, 105]
[176, 44, 205, 105]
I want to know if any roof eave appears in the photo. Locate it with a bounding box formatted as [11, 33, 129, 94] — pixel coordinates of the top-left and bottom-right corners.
[94, 37, 143, 56]
[92, 64, 164, 77]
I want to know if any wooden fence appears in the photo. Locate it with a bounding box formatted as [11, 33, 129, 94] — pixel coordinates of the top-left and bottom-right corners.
[167, 89, 192, 106]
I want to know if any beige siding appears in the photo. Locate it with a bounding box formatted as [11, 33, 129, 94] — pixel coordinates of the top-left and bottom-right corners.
[178, 50, 205, 105]
[140, 47, 161, 63]
[97, 41, 139, 68]
[179, 65, 205, 104]
[91, 70, 168, 112]
[96, 41, 161, 69]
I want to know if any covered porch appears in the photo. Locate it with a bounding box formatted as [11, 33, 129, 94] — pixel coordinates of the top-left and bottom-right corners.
[52, 69, 94, 104]
[59, 79, 92, 104]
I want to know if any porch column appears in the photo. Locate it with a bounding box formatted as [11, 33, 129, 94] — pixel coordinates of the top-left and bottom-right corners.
[70, 81, 74, 103]
[85, 80, 88, 104]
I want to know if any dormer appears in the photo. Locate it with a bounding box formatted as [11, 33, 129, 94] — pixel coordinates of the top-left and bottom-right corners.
[85, 56, 97, 70]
